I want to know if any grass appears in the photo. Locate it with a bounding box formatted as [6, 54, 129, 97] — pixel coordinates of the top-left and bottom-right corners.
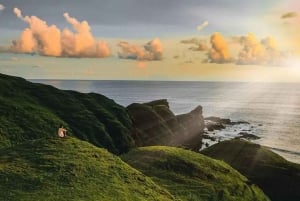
[0, 73, 134, 154]
[122, 146, 269, 201]
[0, 137, 177, 201]
[201, 139, 300, 201]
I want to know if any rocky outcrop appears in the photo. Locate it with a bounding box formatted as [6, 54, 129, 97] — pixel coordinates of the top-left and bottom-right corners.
[127, 100, 205, 151]
[235, 132, 260, 140]
[204, 116, 250, 131]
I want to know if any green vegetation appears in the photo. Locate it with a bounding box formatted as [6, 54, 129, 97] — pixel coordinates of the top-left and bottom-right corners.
[2, 73, 299, 201]
[122, 146, 269, 201]
[0, 137, 177, 201]
[201, 139, 300, 201]
[0, 73, 134, 154]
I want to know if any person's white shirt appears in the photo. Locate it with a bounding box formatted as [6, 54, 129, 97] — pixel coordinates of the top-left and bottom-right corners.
[58, 127, 66, 138]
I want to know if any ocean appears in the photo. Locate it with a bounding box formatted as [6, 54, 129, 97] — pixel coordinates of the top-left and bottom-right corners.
[31, 80, 300, 164]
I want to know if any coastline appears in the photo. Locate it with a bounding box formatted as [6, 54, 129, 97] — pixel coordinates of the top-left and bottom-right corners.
[30, 79, 300, 164]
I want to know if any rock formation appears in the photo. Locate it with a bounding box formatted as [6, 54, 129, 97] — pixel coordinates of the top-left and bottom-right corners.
[127, 99, 205, 151]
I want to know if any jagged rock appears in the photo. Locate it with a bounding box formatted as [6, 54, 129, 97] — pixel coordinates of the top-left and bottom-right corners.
[235, 132, 260, 140]
[205, 122, 225, 131]
[231, 120, 250, 125]
[205, 116, 231, 124]
[127, 100, 204, 151]
[202, 134, 217, 141]
[176, 106, 205, 151]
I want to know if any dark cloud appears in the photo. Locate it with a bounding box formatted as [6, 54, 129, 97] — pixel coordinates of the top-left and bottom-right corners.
[281, 12, 298, 19]
[189, 44, 209, 51]
[0, 0, 282, 35]
[181, 38, 209, 51]
[118, 38, 163, 61]
[181, 38, 203, 45]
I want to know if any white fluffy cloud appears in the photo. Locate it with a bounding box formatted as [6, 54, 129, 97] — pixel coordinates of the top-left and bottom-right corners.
[237, 33, 284, 65]
[10, 8, 110, 58]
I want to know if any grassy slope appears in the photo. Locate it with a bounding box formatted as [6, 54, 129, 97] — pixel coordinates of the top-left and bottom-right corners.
[122, 146, 269, 201]
[0, 73, 134, 154]
[201, 139, 300, 201]
[0, 137, 178, 201]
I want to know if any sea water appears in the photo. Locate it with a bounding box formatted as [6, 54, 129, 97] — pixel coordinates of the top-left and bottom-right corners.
[31, 80, 300, 164]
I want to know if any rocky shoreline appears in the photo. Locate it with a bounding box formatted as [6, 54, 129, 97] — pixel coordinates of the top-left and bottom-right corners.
[202, 116, 262, 149]
[126, 98, 261, 152]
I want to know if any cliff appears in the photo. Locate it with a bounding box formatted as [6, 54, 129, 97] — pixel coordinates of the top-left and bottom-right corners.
[127, 99, 204, 151]
[0, 73, 204, 154]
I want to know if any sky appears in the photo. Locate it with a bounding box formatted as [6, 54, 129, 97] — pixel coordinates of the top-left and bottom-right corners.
[0, 0, 300, 81]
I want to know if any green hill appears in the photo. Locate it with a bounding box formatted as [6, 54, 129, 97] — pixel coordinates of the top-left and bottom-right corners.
[0, 137, 177, 201]
[201, 139, 300, 201]
[122, 146, 269, 201]
[0, 73, 134, 154]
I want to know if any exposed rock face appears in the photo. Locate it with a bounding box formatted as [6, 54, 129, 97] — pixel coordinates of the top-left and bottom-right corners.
[176, 106, 205, 150]
[127, 100, 205, 151]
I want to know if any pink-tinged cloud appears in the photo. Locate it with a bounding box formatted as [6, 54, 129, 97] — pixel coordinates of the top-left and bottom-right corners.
[10, 8, 110, 58]
[118, 38, 163, 61]
[208, 32, 232, 63]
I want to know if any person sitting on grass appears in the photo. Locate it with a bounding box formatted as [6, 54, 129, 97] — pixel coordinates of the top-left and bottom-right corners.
[58, 125, 67, 138]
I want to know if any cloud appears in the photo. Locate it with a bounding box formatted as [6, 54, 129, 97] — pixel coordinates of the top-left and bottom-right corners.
[9, 8, 110, 58]
[197, 21, 208, 31]
[118, 38, 163, 61]
[189, 43, 209, 51]
[181, 38, 201, 45]
[181, 38, 209, 51]
[237, 33, 283, 65]
[281, 12, 298, 19]
[0, 4, 5, 11]
[237, 33, 265, 65]
[13, 7, 22, 18]
[207, 32, 232, 63]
